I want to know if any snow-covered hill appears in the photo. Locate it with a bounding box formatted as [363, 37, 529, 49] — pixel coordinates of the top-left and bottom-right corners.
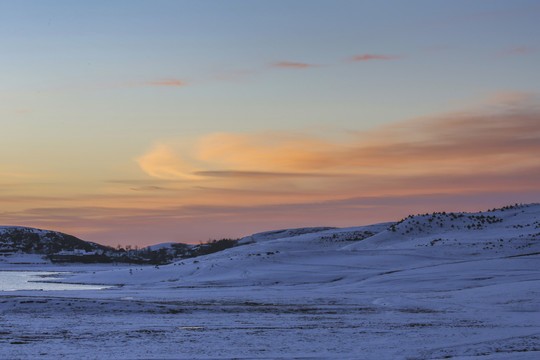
[0, 226, 111, 255]
[0, 227, 237, 265]
[66, 203, 540, 288]
[346, 203, 540, 252]
[2, 203, 539, 359]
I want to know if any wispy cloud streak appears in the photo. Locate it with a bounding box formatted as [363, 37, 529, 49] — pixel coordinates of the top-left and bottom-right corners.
[271, 62, 322, 69]
[501, 46, 533, 55]
[349, 54, 401, 62]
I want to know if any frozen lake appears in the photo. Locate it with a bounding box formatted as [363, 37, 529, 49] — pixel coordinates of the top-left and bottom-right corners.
[0, 271, 109, 291]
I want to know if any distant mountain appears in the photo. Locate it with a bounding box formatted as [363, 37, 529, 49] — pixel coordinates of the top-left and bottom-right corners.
[2, 203, 538, 265]
[0, 226, 112, 255]
[0, 226, 239, 264]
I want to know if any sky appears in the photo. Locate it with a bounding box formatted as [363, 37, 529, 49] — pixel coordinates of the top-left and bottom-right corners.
[1, 0, 539, 247]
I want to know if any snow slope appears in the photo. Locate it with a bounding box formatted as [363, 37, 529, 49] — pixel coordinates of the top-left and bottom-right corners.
[1, 204, 539, 359]
[0, 226, 111, 255]
[141, 242, 189, 251]
[64, 204, 539, 288]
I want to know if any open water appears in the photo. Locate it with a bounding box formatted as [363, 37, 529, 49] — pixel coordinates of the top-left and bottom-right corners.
[0, 271, 109, 291]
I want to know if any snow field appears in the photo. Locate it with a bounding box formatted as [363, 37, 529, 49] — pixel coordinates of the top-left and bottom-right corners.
[1, 204, 539, 358]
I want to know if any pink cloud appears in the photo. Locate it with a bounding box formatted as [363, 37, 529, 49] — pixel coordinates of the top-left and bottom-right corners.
[502, 46, 533, 55]
[349, 54, 401, 62]
[272, 62, 321, 69]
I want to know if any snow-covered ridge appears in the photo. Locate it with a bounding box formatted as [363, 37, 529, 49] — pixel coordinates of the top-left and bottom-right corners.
[1, 225, 59, 235]
[0, 227, 239, 265]
[61, 203, 540, 288]
[2, 203, 540, 359]
[238, 226, 337, 244]
[0, 226, 111, 256]
[2, 203, 539, 267]
[345, 202, 540, 251]
[141, 242, 193, 251]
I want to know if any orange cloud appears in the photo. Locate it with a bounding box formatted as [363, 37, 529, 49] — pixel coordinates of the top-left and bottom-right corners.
[135, 144, 199, 180]
[137, 104, 539, 183]
[196, 131, 339, 172]
[349, 54, 401, 61]
[272, 62, 321, 69]
[5, 95, 538, 247]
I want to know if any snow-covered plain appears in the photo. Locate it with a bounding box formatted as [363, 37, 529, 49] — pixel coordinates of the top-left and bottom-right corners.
[1, 204, 539, 359]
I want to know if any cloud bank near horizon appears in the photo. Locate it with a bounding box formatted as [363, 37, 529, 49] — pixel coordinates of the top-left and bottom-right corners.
[137, 95, 539, 189]
[2, 94, 539, 246]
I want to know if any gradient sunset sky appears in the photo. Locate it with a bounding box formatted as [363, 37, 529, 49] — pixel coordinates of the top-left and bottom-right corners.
[2, 1, 539, 247]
